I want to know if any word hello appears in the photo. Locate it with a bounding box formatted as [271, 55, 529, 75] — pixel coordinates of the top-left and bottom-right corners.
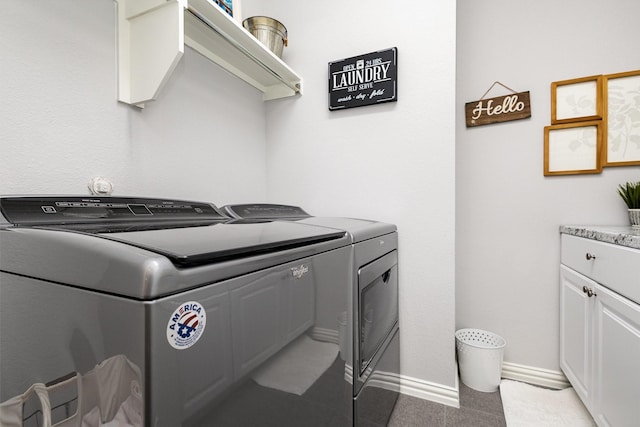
[471, 94, 525, 119]
[465, 91, 531, 127]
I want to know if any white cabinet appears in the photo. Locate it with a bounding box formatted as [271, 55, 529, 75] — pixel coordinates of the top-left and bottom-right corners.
[560, 265, 593, 401]
[591, 283, 640, 427]
[560, 234, 640, 427]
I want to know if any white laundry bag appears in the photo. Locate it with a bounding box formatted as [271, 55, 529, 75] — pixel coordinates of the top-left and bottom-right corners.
[0, 354, 142, 427]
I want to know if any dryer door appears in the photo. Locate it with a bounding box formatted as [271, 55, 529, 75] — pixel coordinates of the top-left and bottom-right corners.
[356, 250, 398, 379]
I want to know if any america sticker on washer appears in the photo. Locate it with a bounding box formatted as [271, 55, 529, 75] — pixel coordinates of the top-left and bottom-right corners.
[166, 301, 207, 350]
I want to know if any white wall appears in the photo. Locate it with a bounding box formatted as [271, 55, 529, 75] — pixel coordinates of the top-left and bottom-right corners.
[2, 0, 459, 401]
[0, 0, 267, 204]
[242, 0, 458, 389]
[456, 0, 640, 371]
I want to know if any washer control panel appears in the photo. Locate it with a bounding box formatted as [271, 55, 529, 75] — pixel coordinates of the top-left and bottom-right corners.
[0, 196, 225, 225]
[223, 204, 310, 219]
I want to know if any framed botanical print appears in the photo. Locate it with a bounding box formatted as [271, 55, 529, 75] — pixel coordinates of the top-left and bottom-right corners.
[603, 70, 640, 166]
[551, 75, 603, 124]
[544, 121, 603, 176]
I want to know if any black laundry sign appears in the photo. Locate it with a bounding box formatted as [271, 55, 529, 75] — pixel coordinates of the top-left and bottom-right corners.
[328, 47, 398, 110]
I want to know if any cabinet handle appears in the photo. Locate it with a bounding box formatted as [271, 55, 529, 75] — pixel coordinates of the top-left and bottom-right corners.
[582, 285, 597, 298]
[585, 253, 596, 260]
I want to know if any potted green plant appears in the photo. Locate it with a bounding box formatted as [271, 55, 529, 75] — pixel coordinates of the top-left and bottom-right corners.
[617, 181, 640, 229]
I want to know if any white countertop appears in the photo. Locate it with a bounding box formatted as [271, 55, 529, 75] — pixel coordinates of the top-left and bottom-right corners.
[560, 225, 640, 250]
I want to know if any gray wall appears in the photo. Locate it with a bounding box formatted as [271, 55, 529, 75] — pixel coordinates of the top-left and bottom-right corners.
[456, 0, 640, 371]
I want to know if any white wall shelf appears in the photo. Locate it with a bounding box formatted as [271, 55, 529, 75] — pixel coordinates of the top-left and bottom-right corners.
[116, 0, 302, 107]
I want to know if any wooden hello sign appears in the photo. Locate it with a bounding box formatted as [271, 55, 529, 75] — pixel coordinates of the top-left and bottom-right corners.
[465, 83, 531, 127]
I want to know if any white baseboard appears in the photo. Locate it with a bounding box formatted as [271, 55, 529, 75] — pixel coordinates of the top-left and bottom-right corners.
[311, 327, 459, 407]
[501, 361, 570, 390]
[397, 374, 460, 408]
[367, 369, 399, 392]
[310, 328, 568, 405]
[395, 362, 568, 409]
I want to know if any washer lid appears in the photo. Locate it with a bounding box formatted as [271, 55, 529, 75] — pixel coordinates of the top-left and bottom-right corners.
[0, 196, 346, 268]
[222, 203, 397, 243]
[296, 217, 396, 243]
[95, 220, 346, 267]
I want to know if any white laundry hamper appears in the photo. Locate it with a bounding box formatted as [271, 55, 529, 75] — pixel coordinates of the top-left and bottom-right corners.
[455, 328, 506, 392]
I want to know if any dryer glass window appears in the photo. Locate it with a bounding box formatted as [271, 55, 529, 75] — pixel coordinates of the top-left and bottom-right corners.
[357, 250, 398, 374]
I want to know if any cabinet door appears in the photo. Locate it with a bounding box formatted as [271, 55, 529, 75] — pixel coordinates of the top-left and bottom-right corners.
[592, 283, 640, 427]
[560, 265, 593, 404]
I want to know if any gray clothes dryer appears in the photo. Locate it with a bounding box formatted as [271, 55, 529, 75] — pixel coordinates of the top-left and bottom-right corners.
[222, 204, 401, 426]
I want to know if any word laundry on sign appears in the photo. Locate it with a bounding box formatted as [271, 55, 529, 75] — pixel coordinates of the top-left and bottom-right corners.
[332, 63, 392, 90]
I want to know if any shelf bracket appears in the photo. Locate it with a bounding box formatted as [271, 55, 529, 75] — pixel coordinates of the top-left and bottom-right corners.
[116, 0, 185, 107]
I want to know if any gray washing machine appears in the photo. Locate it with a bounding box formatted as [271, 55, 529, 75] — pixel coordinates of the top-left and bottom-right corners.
[0, 196, 365, 426]
[223, 204, 401, 426]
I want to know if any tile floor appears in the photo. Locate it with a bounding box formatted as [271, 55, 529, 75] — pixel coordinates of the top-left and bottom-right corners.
[184, 352, 506, 426]
[388, 383, 507, 427]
